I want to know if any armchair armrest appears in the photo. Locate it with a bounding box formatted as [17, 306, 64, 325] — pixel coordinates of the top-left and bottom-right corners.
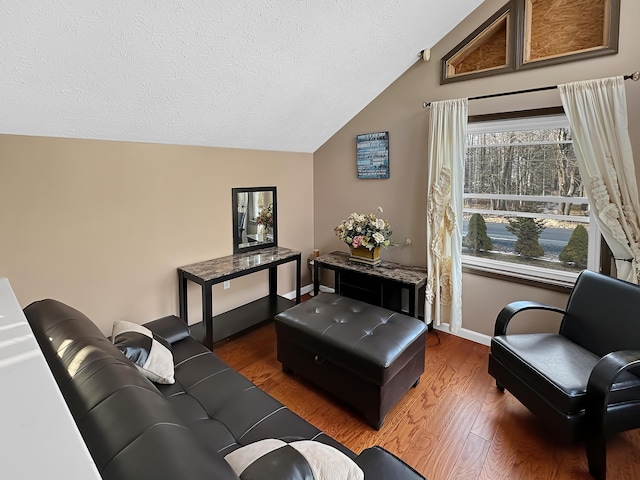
[587, 349, 640, 418]
[495, 301, 566, 336]
[585, 349, 640, 479]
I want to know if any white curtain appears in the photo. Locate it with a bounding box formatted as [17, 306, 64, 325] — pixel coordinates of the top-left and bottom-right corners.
[426, 98, 468, 332]
[559, 77, 640, 283]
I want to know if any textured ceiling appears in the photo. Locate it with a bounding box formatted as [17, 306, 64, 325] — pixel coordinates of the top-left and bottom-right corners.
[0, 1, 483, 153]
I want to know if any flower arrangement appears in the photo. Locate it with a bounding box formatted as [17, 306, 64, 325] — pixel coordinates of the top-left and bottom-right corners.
[255, 204, 274, 228]
[334, 207, 393, 250]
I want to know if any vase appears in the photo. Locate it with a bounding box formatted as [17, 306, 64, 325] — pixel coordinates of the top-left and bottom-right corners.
[349, 246, 381, 266]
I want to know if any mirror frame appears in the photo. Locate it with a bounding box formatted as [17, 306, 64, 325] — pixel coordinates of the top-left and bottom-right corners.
[232, 186, 278, 254]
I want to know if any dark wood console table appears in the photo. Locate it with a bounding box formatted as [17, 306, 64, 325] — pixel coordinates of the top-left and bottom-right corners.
[313, 251, 427, 318]
[178, 246, 301, 349]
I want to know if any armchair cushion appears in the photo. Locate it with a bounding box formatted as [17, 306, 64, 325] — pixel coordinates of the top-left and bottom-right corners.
[491, 333, 640, 414]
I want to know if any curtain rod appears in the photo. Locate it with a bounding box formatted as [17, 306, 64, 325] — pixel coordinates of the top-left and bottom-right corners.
[422, 71, 640, 108]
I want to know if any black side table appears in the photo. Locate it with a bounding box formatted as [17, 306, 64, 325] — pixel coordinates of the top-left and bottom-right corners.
[313, 251, 427, 319]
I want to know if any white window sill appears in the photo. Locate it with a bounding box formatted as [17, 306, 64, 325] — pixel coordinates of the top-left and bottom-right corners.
[462, 255, 578, 291]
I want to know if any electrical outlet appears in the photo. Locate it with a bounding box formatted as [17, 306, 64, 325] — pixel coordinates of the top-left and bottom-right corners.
[223, 280, 230, 289]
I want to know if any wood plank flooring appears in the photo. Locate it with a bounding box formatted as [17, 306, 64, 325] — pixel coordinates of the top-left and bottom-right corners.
[214, 316, 640, 480]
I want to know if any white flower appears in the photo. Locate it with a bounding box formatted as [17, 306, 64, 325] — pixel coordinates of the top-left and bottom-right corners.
[334, 207, 394, 248]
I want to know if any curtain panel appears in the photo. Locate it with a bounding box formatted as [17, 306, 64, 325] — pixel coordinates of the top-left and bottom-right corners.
[425, 98, 468, 332]
[559, 77, 640, 284]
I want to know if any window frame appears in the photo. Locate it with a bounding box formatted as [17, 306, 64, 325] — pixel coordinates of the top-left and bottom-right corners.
[462, 109, 601, 288]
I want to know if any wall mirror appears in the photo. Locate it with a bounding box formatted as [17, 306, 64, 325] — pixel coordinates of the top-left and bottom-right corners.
[232, 186, 278, 254]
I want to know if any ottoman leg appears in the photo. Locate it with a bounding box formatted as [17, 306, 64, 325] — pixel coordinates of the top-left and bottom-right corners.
[369, 416, 385, 431]
[412, 377, 421, 388]
[282, 365, 294, 375]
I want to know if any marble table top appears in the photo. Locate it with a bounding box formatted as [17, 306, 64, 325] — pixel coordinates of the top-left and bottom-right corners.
[315, 251, 427, 286]
[178, 246, 301, 282]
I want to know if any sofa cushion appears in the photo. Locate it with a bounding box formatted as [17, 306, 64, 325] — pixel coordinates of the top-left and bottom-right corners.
[224, 439, 363, 480]
[155, 333, 354, 459]
[112, 320, 175, 384]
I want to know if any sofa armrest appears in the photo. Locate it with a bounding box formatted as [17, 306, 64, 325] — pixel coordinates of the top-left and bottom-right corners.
[495, 301, 566, 336]
[355, 446, 425, 480]
[143, 315, 191, 344]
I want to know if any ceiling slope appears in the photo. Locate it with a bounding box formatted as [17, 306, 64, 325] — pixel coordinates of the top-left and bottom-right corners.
[0, 1, 483, 152]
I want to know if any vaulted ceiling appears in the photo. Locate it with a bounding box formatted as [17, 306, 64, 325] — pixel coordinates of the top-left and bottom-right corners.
[1, 1, 483, 153]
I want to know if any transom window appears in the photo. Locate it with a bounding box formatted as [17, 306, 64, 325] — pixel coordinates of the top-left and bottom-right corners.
[462, 112, 600, 287]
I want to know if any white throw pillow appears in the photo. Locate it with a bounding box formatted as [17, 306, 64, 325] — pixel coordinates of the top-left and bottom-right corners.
[224, 438, 364, 480]
[112, 320, 175, 384]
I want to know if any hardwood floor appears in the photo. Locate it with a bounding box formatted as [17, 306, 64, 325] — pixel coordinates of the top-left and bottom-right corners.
[214, 317, 640, 480]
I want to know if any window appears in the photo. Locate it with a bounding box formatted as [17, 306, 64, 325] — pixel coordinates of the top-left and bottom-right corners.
[463, 112, 600, 287]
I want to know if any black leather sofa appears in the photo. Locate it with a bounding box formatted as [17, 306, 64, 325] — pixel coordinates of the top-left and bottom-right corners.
[24, 298, 424, 480]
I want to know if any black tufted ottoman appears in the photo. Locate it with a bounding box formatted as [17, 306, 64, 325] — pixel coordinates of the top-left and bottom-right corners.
[274, 293, 427, 429]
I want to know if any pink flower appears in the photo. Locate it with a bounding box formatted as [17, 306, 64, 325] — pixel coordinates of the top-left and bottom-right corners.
[352, 236, 362, 248]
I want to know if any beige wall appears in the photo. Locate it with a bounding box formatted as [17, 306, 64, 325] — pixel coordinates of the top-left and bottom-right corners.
[313, 0, 640, 337]
[0, 135, 314, 334]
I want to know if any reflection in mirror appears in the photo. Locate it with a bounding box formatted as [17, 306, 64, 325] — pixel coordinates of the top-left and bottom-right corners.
[232, 186, 278, 254]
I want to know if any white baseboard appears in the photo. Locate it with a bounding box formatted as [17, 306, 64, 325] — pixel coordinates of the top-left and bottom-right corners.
[281, 284, 334, 300]
[433, 323, 491, 346]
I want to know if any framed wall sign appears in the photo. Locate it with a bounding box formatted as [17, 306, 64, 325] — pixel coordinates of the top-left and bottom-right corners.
[356, 132, 389, 179]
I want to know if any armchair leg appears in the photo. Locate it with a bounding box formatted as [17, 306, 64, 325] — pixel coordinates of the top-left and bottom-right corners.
[586, 435, 606, 480]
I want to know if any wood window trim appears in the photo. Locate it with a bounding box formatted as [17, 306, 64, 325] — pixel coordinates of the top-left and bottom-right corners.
[441, 3, 514, 84]
[515, 0, 621, 71]
[441, 0, 620, 84]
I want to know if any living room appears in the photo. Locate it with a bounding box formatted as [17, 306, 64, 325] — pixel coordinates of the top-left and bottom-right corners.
[1, 0, 638, 339]
[2, 0, 640, 479]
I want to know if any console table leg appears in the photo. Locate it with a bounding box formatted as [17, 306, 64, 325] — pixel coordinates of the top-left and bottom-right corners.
[202, 283, 213, 350]
[409, 288, 418, 318]
[313, 262, 320, 296]
[178, 272, 188, 324]
[269, 267, 278, 300]
[295, 255, 301, 303]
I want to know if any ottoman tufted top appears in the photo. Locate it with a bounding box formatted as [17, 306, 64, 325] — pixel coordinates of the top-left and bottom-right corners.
[275, 293, 427, 385]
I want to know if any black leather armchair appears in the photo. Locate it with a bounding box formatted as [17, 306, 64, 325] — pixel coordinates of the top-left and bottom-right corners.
[488, 269, 640, 480]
